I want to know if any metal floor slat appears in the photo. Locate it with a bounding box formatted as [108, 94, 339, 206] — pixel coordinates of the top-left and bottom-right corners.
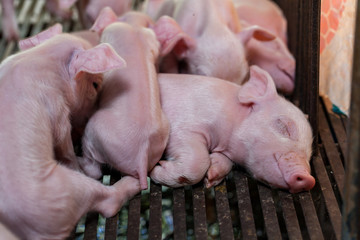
[278, 191, 302, 239]
[215, 181, 234, 240]
[126, 193, 141, 239]
[192, 184, 208, 239]
[104, 175, 121, 239]
[298, 192, 324, 240]
[172, 188, 187, 239]
[258, 185, 282, 240]
[148, 182, 162, 240]
[328, 113, 348, 159]
[313, 154, 342, 239]
[319, 106, 345, 199]
[233, 172, 257, 240]
[83, 212, 99, 240]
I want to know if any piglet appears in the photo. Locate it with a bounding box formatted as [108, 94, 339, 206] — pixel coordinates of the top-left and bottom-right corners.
[76, 0, 133, 28]
[0, 0, 75, 41]
[80, 8, 169, 190]
[0, 0, 18, 40]
[150, 66, 315, 194]
[233, 0, 288, 43]
[71, 30, 100, 47]
[244, 32, 296, 94]
[234, 0, 295, 94]
[0, 24, 140, 240]
[145, 0, 275, 85]
[45, 0, 77, 19]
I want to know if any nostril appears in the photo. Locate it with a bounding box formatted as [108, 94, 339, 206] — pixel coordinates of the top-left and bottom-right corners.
[93, 82, 98, 90]
[288, 173, 316, 193]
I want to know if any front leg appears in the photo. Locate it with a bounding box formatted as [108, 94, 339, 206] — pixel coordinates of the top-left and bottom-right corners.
[150, 133, 210, 187]
[54, 120, 80, 171]
[204, 152, 233, 188]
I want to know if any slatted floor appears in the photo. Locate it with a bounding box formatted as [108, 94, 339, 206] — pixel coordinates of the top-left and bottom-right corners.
[0, 1, 345, 239]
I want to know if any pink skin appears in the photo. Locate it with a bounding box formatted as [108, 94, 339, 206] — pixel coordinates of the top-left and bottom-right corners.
[150, 66, 315, 194]
[141, 0, 173, 20]
[45, 0, 75, 19]
[69, 12, 154, 51]
[145, 0, 278, 86]
[1, 0, 19, 41]
[71, 30, 100, 47]
[144, 0, 250, 84]
[144, 0, 295, 93]
[233, 0, 295, 94]
[0, 0, 76, 41]
[76, 0, 133, 28]
[0, 24, 141, 240]
[80, 8, 169, 190]
[245, 34, 296, 94]
[117, 11, 155, 28]
[233, 0, 288, 43]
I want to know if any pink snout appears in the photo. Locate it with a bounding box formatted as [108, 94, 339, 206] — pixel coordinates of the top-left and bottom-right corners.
[277, 152, 315, 193]
[287, 172, 315, 193]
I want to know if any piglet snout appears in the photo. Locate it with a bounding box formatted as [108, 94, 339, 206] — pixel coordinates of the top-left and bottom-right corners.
[277, 152, 315, 193]
[287, 172, 315, 193]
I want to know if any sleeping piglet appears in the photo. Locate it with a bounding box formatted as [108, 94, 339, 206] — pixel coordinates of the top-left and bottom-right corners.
[144, 0, 275, 85]
[80, 8, 169, 190]
[233, 0, 288, 43]
[150, 66, 315, 194]
[233, 0, 295, 94]
[0, 24, 141, 239]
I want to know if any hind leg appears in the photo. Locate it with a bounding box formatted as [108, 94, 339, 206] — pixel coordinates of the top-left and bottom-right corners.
[204, 152, 233, 188]
[14, 162, 140, 239]
[77, 156, 103, 179]
[34, 164, 140, 239]
[150, 133, 210, 187]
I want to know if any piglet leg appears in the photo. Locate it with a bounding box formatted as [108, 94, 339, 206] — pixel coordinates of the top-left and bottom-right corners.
[54, 122, 81, 171]
[150, 134, 210, 187]
[17, 164, 140, 239]
[1, 0, 19, 41]
[77, 155, 103, 179]
[52, 165, 141, 219]
[204, 152, 233, 188]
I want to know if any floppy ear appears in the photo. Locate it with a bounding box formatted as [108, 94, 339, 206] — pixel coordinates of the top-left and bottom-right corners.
[152, 16, 196, 58]
[90, 7, 118, 35]
[68, 43, 126, 81]
[18, 23, 63, 50]
[238, 65, 277, 105]
[237, 25, 276, 46]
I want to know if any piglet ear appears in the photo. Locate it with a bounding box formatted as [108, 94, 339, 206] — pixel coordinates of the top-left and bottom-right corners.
[90, 7, 118, 34]
[238, 66, 277, 104]
[18, 23, 62, 50]
[237, 25, 276, 46]
[69, 43, 126, 80]
[152, 16, 196, 58]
